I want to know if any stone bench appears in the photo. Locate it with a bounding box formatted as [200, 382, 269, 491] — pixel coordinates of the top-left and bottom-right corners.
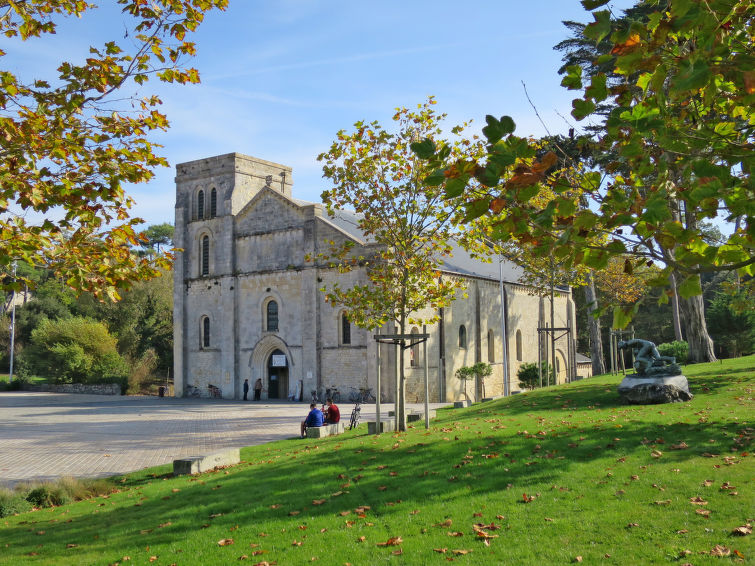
[306, 422, 344, 439]
[367, 420, 396, 434]
[173, 448, 240, 476]
[453, 400, 472, 408]
[387, 409, 436, 422]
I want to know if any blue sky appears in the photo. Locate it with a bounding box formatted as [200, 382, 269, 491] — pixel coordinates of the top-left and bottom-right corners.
[9, 1, 635, 227]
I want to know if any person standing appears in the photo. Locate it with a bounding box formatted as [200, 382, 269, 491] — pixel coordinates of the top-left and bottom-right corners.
[254, 378, 263, 401]
[243, 379, 250, 401]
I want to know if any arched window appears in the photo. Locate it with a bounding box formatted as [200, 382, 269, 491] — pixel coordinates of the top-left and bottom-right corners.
[197, 190, 205, 220]
[201, 316, 210, 348]
[516, 330, 523, 361]
[487, 329, 495, 363]
[458, 325, 467, 349]
[341, 312, 351, 345]
[266, 300, 279, 332]
[410, 327, 420, 367]
[201, 235, 210, 276]
[210, 188, 217, 218]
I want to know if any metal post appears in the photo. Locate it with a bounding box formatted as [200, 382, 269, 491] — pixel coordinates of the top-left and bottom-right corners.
[394, 341, 399, 431]
[499, 257, 509, 396]
[9, 260, 17, 382]
[538, 328, 542, 388]
[375, 341, 381, 435]
[423, 325, 429, 430]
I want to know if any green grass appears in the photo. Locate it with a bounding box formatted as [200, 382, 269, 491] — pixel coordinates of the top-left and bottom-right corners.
[1, 357, 753, 565]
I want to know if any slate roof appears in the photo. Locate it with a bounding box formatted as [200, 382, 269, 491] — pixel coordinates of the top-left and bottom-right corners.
[297, 198, 526, 285]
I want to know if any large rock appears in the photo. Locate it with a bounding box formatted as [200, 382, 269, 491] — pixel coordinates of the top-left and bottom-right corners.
[617, 374, 693, 404]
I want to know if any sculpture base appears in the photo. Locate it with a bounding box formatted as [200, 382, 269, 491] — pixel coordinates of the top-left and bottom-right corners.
[617, 374, 693, 405]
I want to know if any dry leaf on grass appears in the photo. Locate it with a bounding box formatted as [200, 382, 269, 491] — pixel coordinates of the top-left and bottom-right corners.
[447, 531, 464, 537]
[689, 497, 707, 505]
[695, 509, 711, 517]
[732, 524, 752, 536]
[376, 537, 403, 547]
[710, 545, 731, 557]
[434, 519, 453, 527]
[218, 539, 234, 546]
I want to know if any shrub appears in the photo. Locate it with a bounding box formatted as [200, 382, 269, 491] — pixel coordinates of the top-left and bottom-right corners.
[0, 489, 32, 517]
[25, 484, 73, 508]
[19, 317, 128, 384]
[517, 362, 556, 390]
[657, 341, 688, 363]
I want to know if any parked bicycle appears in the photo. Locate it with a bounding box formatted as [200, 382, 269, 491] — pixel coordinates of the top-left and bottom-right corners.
[310, 389, 320, 403]
[325, 385, 341, 403]
[186, 384, 201, 398]
[349, 401, 361, 430]
[348, 387, 376, 403]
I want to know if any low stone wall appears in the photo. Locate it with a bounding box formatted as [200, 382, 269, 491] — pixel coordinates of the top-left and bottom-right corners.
[22, 383, 122, 395]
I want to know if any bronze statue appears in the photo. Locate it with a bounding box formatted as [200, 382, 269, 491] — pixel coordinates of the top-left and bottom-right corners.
[618, 339, 682, 377]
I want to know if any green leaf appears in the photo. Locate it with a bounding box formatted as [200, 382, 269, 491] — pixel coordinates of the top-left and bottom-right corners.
[581, 0, 611, 9]
[585, 73, 607, 101]
[423, 169, 446, 187]
[677, 276, 702, 298]
[672, 58, 711, 93]
[411, 138, 436, 160]
[482, 115, 516, 144]
[612, 303, 639, 329]
[571, 98, 596, 120]
[463, 199, 490, 222]
[584, 10, 612, 45]
[561, 65, 583, 90]
[445, 177, 467, 198]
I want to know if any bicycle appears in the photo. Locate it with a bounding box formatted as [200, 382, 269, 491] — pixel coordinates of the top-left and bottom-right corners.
[360, 387, 376, 403]
[349, 401, 361, 430]
[347, 387, 361, 403]
[325, 386, 341, 403]
[186, 385, 201, 398]
[310, 389, 320, 404]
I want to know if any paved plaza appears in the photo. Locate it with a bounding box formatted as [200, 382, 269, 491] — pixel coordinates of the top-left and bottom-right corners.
[0, 392, 446, 487]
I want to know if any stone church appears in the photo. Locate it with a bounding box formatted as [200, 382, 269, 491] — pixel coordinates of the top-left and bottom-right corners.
[173, 153, 579, 402]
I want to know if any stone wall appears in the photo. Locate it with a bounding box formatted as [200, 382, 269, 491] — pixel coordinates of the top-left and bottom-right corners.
[22, 383, 122, 395]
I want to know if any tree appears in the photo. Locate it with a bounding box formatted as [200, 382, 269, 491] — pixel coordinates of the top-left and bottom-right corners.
[517, 362, 555, 390]
[19, 317, 128, 386]
[141, 223, 175, 257]
[455, 362, 492, 401]
[417, 0, 752, 363]
[313, 98, 488, 431]
[0, 1, 227, 299]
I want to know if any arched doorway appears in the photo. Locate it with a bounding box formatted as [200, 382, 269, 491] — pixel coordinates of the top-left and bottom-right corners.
[267, 349, 289, 399]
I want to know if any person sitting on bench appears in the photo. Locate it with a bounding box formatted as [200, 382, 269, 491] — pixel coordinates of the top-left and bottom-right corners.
[300, 403, 323, 438]
[324, 397, 340, 424]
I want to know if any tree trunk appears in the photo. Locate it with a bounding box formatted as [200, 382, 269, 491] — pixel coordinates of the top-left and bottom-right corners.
[669, 272, 684, 342]
[583, 274, 607, 376]
[679, 285, 717, 363]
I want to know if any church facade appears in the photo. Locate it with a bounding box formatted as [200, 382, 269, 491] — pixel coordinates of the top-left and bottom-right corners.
[173, 153, 579, 402]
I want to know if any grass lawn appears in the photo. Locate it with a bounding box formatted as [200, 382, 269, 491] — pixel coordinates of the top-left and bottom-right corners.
[1, 357, 752, 565]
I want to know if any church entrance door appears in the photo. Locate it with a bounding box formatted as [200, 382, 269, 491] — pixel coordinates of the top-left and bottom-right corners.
[267, 349, 289, 399]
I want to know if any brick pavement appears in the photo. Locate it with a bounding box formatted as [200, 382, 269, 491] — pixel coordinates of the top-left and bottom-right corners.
[0, 392, 446, 487]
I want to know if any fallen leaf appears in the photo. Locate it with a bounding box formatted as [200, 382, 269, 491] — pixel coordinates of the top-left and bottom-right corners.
[218, 539, 234, 546]
[448, 532, 464, 537]
[376, 537, 403, 547]
[391, 549, 403, 555]
[695, 509, 711, 517]
[574, 557, 583, 563]
[435, 519, 453, 527]
[357, 536, 366, 543]
[433, 548, 447, 554]
[291, 540, 302, 547]
[701, 480, 713, 487]
[312, 499, 326, 505]
[670, 442, 688, 450]
[651, 450, 663, 458]
[289, 511, 300, 516]
[451, 549, 472, 555]
[710, 545, 730, 557]
[654, 500, 671, 505]
[677, 529, 688, 534]
[689, 497, 707, 505]
[732, 524, 752, 536]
